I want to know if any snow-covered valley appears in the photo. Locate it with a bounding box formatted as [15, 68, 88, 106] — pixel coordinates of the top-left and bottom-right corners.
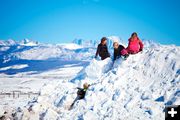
[0, 39, 179, 120]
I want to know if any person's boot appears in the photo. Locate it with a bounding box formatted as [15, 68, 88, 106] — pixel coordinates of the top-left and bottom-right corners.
[124, 54, 129, 60]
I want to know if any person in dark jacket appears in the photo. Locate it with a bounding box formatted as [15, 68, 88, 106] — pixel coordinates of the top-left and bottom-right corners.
[113, 41, 129, 61]
[69, 83, 90, 110]
[113, 41, 125, 61]
[95, 37, 110, 60]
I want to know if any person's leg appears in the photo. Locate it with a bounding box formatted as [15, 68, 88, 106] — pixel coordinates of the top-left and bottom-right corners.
[101, 55, 110, 60]
[101, 56, 105, 60]
[69, 96, 80, 110]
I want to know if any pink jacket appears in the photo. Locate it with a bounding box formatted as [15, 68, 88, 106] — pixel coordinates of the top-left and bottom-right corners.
[126, 37, 143, 54]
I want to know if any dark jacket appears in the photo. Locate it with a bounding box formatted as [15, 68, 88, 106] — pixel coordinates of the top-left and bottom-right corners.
[77, 87, 87, 99]
[69, 87, 88, 110]
[96, 43, 110, 60]
[114, 45, 125, 60]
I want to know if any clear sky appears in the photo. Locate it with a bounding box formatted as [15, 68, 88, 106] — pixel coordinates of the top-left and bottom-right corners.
[0, 0, 180, 45]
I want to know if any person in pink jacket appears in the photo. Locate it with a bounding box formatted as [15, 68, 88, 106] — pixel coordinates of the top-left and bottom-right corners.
[120, 32, 144, 58]
[126, 32, 144, 54]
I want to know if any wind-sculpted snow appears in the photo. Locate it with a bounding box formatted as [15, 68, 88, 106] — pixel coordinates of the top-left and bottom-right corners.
[13, 43, 180, 120]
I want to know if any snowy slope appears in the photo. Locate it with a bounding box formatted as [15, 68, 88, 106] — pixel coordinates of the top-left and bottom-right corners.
[8, 43, 179, 120]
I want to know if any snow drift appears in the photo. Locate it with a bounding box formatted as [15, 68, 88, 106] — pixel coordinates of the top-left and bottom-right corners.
[10, 42, 179, 120]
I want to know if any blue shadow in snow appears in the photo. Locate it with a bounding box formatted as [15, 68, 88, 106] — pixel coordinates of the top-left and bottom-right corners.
[0, 59, 89, 75]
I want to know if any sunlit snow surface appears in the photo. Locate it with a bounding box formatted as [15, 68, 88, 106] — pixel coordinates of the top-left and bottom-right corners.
[0, 39, 179, 120]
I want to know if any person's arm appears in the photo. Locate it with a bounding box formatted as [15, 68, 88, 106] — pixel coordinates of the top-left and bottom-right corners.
[77, 87, 82, 90]
[113, 49, 116, 61]
[119, 45, 125, 55]
[126, 39, 131, 50]
[106, 45, 110, 57]
[119, 45, 125, 51]
[95, 45, 100, 58]
[139, 39, 144, 51]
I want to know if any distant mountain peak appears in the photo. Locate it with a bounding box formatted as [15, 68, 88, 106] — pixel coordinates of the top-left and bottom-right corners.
[72, 38, 98, 47]
[0, 38, 38, 46]
[0, 39, 17, 46]
[20, 38, 38, 46]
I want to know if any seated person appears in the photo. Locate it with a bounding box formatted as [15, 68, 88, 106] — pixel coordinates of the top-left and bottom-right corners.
[126, 32, 144, 54]
[95, 37, 110, 60]
[113, 41, 127, 61]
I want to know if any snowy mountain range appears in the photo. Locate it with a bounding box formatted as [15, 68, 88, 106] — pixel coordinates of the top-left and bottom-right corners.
[0, 37, 124, 63]
[0, 37, 179, 120]
[0, 38, 96, 64]
[0, 39, 38, 46]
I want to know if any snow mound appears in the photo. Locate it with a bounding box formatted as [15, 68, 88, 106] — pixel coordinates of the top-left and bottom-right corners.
[12, 43, 179, 120]
[108, 36, 127, 46]
[85, 58, 113, 79]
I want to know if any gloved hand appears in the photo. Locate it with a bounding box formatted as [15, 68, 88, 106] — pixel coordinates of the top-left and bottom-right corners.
[124, 54, 129, 60]
[95, 56, 98, 60]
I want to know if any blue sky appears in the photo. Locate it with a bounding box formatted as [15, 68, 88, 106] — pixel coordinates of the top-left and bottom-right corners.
[0, 0, 180, 45]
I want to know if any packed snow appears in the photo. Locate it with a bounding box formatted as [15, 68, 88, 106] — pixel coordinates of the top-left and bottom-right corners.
[0, 38, 179, 120]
